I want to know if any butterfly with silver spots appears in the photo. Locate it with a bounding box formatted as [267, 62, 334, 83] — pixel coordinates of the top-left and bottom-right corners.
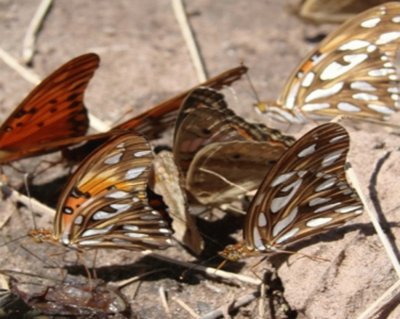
[220, 123, 363, 261]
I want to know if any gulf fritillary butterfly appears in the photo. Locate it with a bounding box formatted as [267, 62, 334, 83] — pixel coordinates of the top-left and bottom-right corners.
[29, 133, 173, 251]
[173, 87, 295, 205]
[0, 53, 99, 164]
[256, 2, 400, 123]
[219, 123, 363, 261]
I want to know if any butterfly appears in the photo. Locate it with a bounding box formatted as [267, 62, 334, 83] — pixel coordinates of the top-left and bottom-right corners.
[61, 64, 249, 163]
[295, 0, 390, 24]
[219, 123, 363, 261]
[151, 150, 204, 255]
[173, 87, 295, 205]
[256, 2, 400, 124]
[29, 133, 173, 251]
[0, 53, 99, 164]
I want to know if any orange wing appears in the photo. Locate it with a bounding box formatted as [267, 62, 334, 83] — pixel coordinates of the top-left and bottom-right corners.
[0, 53, 99, 163]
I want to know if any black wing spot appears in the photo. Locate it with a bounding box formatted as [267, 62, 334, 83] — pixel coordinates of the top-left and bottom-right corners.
[50, 106, 58, 113]
[49, 99, 58, 104]
[37, 122, 45, 128]
[67, 93, 80, 101]
[14, 109, 27, 118]
[202, 128, 211, 136]
[68, 101, 81, 109]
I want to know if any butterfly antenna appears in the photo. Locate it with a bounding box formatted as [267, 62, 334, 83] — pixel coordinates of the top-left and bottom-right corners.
[274, 247, 330, 263]
[0, 234, 30, 248]
[243, 71, 264, 107]
[23, 173, 37, 231]
[19, 244, 61, 270]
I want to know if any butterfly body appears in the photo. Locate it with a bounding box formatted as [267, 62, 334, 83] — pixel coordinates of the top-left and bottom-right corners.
[220, 123, 363, 261]
[257, 2, 400, 124]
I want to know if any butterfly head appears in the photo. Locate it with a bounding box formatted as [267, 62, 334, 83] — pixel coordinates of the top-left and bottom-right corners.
[218, 242, 261, 262]
[28, 228, 55, 244]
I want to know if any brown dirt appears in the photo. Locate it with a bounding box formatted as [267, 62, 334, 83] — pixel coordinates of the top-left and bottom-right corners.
[0, 0, 399, 318]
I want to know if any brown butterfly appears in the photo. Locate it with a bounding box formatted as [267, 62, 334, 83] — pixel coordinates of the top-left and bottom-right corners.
[29, 133, 173, 251]
[0, 53, 99, 164]
[295, 0, 389, 24]
[219, 123, 363, 261]
[256, 2, 400, 124]
[151, 150, 204, 255]
[173, 87, 295, 205]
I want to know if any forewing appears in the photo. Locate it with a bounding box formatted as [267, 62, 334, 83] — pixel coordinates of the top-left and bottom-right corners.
[54, 134, 172, 250]
[274, 2, 400, 122]
[244, 123, 363, 251]
[0, 53, 99, 160]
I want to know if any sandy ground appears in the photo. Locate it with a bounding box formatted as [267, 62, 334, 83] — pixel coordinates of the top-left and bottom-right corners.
[0, 0, 399, 318]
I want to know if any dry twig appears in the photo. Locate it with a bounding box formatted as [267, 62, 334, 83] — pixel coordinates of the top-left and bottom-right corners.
[22, 0, 53, 65]
[172, 0, 208, 82]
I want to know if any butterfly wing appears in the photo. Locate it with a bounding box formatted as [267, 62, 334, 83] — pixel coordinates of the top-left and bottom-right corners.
[152, 150, 204, 255]
[54, 134, 172, 250]
[260, 2, 400, 123]
[244, 123, 363, 252]
[174, 88, 294, 175]
[174, 87, 295, 204]
[186, 140, 288, 205]
[114, 65, 248, 138]
[0, 53, 99, 163]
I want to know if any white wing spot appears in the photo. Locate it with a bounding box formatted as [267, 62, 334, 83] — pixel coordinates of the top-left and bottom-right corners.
[388, 87, 400, 93]
[368, 69, 395, 77]
[336, 205, 363, 214]
[320, 54, 367, 80]
[271, 179, 302, 213]
[367, 104, 395, 115]
[258, 213, 267, 227]
[110, 203, 131, 212]
[322, 150, 343, 167]
[301, 72, 315, 87]
[104, 152, 123, 165]
[337, 102, 361, 112]
[159, 228, 172, 234]
[253, 227, 266, 251]
[392, 16, 400, 23]
[305, 82, 344, 102]
[360, 17, 381, 28]
[125, 167, 146, 179]
[316, 177, 337, 192]
[123, 225, 139, 231]
[106, 191, 129, 199]
[134, 150, 152, 157]
[74, 216, 83, 225]
[272, 207, 298, 237]
[82, 226, 113, 237]
[309, 197, 331, 207]
[271, 172, 295, 187]
[302, 103, 330, 111]
[350, 81, 376, 92]
[127, 233, 147, 238]
[391, 94, 399, 101]
[275, 227, 300, 244]
[298, 144, 316, 158]
[339, 40, 370, 51]
[367, 45, 377, 53]
[306, 217, 333, 227]
[352, 93, 378, 101]
[329, 135, 346, 143]
[315, 202, 341, 213]
[376, 32, 400, 45]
